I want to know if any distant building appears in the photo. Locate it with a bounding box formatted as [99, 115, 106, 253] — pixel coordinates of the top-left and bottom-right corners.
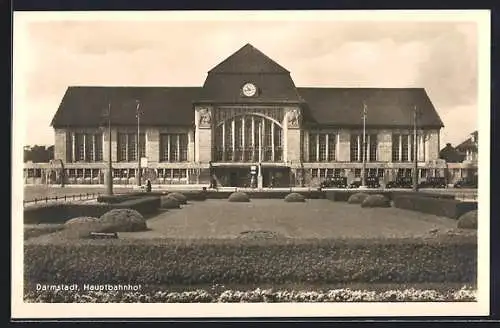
[24, 43, 448, 187]
[441, 131, 478, 185]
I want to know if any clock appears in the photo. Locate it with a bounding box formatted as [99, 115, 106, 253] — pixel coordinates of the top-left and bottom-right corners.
[242, 83, 257, 97]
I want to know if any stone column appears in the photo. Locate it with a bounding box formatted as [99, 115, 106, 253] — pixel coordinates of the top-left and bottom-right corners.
[285, 107, 302, 163]
[195, 105, 213, 164]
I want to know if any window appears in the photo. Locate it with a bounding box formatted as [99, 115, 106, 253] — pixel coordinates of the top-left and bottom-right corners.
[311, 169, 318, 178]
[309, 134, 318, 162]
[118, 133, 128, 162]
[350, 134, 359, 162]
[263, 121, 273, 162]
[392, 134, 400, 162]
[274, 125, 283, 162]
[318, 134, 326, 162]
[75, 133, 85, 161]
[420, 169, 428, 178]
[244, 120, 252, 161]
[95, 134, 103, 161]
[369, 134, 378, 162]
[319, 168, 327, 179]
[354, 168, 361, 178]
[377, 168, 384, 178]
[334, 169, 342, 177]
[128, 133, 137, 161]
[179, 134, 188, 162]
[368, 168, 377, 177]
[159, 133, 188, 162]
[326, 169, 334, 178]
[225, 123, 233, 161]
[27, 169, 34, 178]
[328, 134, 336, 161]
[76, 169, 84, 178]
[401, 135, 409, 162]
[86, 135, 93, 162]
[68, 169, 76, 178]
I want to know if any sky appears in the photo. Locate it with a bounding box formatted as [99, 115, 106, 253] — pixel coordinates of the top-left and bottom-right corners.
[14, 11, 484, 148]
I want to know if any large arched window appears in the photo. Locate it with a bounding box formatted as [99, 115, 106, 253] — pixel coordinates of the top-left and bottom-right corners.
[213, 114, 283, 162]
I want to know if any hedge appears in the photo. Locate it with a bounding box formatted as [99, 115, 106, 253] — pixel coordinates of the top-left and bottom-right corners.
[284, 193, 306, 203]
[24, 236, 477, 286]
[326, 191, 454, 202]
[392, 195, 477, 219]
[24, 196, 161, 224]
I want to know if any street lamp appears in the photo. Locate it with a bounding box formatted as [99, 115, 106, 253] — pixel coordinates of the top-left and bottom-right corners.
[412, 105, 419, 192]
[361, 101, 367, 188]
[136, 100, 142, 187]
[104, 102, 113, 196]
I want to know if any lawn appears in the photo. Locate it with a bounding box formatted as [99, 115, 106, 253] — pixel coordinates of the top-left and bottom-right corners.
[118, 199, 459, 240]
[24, 185, 135, 202]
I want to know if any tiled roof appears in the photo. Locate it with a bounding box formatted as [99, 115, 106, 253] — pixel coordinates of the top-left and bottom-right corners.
[299, 87, 443, 128]
[208, 43, 289, 74]
[51, 86, 443, 128]
[456, 138, 477, 151]
[51, 86, 200, 127]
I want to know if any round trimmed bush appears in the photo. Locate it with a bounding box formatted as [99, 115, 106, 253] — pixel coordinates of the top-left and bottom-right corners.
[64, 216, 100, 227]
[457, 210, 477, 230]
[228, 192, 250, 202]
[161, 196, 181, 209]
[284, 193, 306, 203]
[98, 209, 147, 232]
[347, 192, 369, 204]
[361, 194, 391, 208]
[167, 192, 187, 205]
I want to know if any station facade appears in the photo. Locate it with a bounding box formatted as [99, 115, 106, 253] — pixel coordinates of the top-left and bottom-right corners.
[25, 43, 449, 187]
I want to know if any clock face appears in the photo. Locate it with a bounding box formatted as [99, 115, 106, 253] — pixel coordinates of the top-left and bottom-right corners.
[242, 83, 257, 97]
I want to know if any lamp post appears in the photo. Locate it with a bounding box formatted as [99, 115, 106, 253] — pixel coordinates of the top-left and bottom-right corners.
[136, 100, 142, 187]
[105, 102, 113, 196]
[413, 105, 419, 192]
[361, 102, 367, 188]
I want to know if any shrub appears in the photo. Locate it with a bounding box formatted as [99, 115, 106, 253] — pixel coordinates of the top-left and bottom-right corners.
[457, 210, 478, 230]
[347, 193, 369, 204]
[228, 192, 250, 202]
[284, 193, 306, 203]
[160, 197, 181, 209]
[361, 194, 391, 208]
[167, 192, 187, 205]
[64, 216, 100, 227]
[98, 209, 147, 232]
[23, 196, 161, 224]
[392, 195, 477, 219]
[24, 237, 477, 286]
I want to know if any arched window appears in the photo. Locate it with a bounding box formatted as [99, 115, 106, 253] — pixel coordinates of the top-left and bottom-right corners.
[213, 114, 283, 163]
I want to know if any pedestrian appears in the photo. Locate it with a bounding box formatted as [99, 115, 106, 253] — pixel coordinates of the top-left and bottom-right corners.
[146, 179, 152, 192]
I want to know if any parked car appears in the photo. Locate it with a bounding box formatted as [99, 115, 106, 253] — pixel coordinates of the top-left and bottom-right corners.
[348, 180, 362, 188]
[385, 176, 413, 189]
[366, 176, 381, 188]
[321, 177, 348, 188]
[453, 177, 478, 189]
[418, 177, 447, 189]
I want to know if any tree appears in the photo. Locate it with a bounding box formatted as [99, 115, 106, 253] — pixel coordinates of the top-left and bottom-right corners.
[24, 145, 54, 163]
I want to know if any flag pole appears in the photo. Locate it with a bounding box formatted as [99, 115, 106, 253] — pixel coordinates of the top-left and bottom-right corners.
[106, 102, 113, 196]
[361, 101, 367, 188]
[136, 100, 142, 187]
[413, 105, 419, 192]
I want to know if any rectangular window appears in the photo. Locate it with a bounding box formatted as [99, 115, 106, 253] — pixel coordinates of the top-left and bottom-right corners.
[318, 134, 327, 162]
[128, 169, 136, 178]
[225, 123, 233, 161]
[264, 121, 273, 162]
[311, 169, 318, 178]
[369, 134, 377, 162]
[75, 133, 85, 161]
[172, 169, 182, 179]
[160, 134, 169, 162]
[118, 133, 128, 162]
[169, 134, 179, 162]
[139, 133, 146, 159]
[76, 169, 84, 178]
[392, 134, 400, 162]
[328, 134, 336, 161]
[350, 134, 359, 162]
[334, 169, 341, 177]
[128, 133, 137, 162]
[244, 121, 252, 162]
[319, 168, 327, 178]
[309, 134, 317, 162]
[354, 168, 361, 178]
[68, 169, 76, 178]
[179, 134, 188, 162]
[95, 134, 103, 161]
[368, 168, 377, 177]
[420, 169, 428, 178]
[85, 134, 93, 162]
[377, 168, 384, 178]
[234, 119, 243, 161]
[401, 135, 409, 162]
[326, 169, 334, 178]
[274, 125, 282, 162]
